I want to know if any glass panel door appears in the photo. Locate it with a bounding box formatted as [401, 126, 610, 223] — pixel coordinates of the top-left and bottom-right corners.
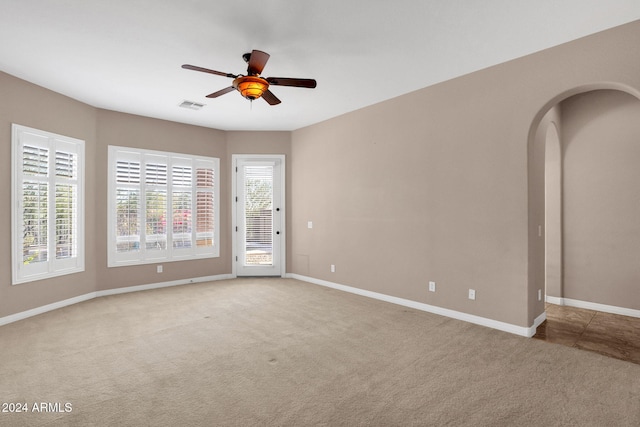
[235, 157, 283, 276]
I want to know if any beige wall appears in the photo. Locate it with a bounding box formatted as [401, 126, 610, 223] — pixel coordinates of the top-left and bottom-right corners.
[95, 110, 230, 291]
[544, 108, 563, 299]
[0, 72, 98, 316]
[561, 90, 640, 309]
[292, 81, 533, 326]
[0, 73, 290, 318]
[2, 20, 640, 329]
[293, 20, 640, 327]
[225, 131, 292, 269]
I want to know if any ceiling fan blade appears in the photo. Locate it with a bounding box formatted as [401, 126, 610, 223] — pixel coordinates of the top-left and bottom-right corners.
[206, 86, 236, 98]
[266, 77, 317, 88]
[262, 90, 281, 105]
[182, 64, 237, 78]
[247, 50, 270, 75]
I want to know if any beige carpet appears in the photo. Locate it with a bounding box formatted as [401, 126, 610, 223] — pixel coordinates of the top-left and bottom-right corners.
[1, 278, 639, 426]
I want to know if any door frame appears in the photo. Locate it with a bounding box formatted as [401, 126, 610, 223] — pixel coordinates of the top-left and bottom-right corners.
[231, 154, 286, 277]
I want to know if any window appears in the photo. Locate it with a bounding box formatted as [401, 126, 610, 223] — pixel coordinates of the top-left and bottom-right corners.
[108, 146, 219, 266]
[11, 124, 85, 284]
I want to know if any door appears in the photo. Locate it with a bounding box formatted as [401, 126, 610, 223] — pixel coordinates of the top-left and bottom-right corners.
[233, 155, 285, 276]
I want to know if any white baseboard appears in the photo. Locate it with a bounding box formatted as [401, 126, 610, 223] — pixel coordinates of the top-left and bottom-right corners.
[287, 273, 542, 338]
[2, 273, 554, 336]
[533, 310, 547, 331]
[545, 295, 640, 318]
[0, 274, 234, 327]
[0, 292, 97, 327]
[96, 274, 235, 297]
[545, 295, 563, 306]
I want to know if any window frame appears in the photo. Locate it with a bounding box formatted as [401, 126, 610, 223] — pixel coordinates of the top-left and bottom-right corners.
[11, 124, 86, 285]
[107, 145, 220, 267]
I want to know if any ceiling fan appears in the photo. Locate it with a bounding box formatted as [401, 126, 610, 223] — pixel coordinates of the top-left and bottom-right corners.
[182, 50, 317, 105]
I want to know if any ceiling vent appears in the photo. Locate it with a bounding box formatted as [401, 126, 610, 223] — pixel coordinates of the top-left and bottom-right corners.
[179, 100, 205, 110]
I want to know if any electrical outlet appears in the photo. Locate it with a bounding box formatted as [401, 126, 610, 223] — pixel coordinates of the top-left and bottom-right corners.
[157, 265, 163, 273]
[428, 281, 436, 292]
[538, 289, 542, 301]
[468, 289, 476, 300]
[308, 221, 313, 229]
[330, 264, 335, 273]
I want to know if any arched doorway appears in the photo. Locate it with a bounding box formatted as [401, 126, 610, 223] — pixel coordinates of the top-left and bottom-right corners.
[528, 85, 640, 344]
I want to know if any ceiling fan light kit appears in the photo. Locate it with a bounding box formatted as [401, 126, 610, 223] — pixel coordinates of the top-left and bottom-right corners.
[182, 50, 316, 106]
[233, 76, 269, 101]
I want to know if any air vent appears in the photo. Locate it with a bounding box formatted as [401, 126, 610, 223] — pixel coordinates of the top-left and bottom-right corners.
[179, 100, 205, 110]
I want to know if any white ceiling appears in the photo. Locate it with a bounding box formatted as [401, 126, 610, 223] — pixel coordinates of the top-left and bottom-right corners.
[1, 1, 639, 131]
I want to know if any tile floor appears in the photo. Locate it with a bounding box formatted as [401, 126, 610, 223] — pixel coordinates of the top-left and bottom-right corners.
[533, 303, 640, 365]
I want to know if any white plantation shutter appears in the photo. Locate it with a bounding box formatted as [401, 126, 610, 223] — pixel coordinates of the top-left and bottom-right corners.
[55, 151, 76, 178]
[145, 159, 168, 254]
[171, 161, 192, 250]
[23, 144, 49, 175]
[22, 144, 49, 265]
[12, 124, 85, 284]
[108, 146, 219, 266]
[116, 159, 141, 184]
[55, 183, 76, 258]
[145, 189, 167, 250]
[115, 153, 141, 256]
[55, 151, 78, 260]
[172, 164, 192, 186]
[145, 162, 167, 186]
[115, 188, 140, 253]
[196, 162, 215, 248]
[171, 190, 192, 249]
